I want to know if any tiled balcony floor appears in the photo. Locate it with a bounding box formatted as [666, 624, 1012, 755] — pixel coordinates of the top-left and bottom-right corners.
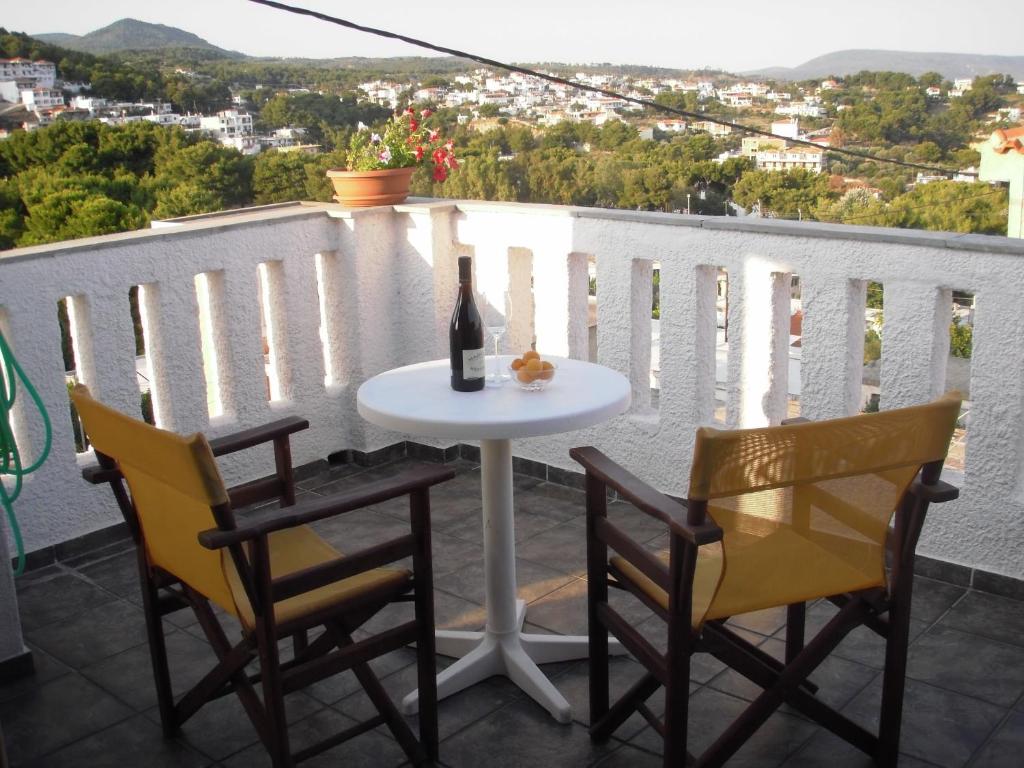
[3, 457, 1023, 767]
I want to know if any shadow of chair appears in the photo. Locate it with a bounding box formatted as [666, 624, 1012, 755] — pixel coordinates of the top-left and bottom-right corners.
[572, 392, 962, 767]
[71, 385, 452, 767]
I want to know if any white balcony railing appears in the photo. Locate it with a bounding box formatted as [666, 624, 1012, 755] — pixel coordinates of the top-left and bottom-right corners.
[2, 200, 1024, 582]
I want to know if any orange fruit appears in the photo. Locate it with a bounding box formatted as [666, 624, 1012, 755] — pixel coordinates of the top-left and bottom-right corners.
[541, 361, 554, 370]
[517, 368, 534, 383]
[523, 350, 540, 361]
[511, 358, 525, 370]
[538, 361, 555, 380]
[525, 358, 543, 373]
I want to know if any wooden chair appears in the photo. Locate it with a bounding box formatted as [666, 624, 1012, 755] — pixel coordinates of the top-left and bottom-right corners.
[71, 385, 451, 767]
[571, 392, 962, 767]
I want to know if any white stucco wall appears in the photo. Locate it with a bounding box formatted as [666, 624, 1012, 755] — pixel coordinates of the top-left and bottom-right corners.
[2, 201, 1024, 582]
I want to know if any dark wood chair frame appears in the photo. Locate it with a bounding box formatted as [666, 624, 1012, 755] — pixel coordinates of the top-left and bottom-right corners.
[83, 415, 452, 767]
[571, 434, 959, 768]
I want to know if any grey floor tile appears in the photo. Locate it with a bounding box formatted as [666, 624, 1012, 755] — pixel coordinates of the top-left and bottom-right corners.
[150, 690, 324, 762]
[939, 591, 1024, 648]
[842, 677, 1005, 768]
[0, 645, 72, 704]
[726, 605, 788, 637]
[441, 699, 616, 768]
[220, 709, 409, 768]
[434, 557, 575, 607]
[629, 686, 818, 766]
[516, 522, 589, 578]
[19, 714, 210, 768]
[548, 656, 661, 738]
[907, 624, 1024, 707]
[968, 709, 1024, 768]
[513, 485, 587, 523]
[910, 577, 968, 624]
[591, 743, 663, 767]
[336, 654, 518, 741]
[14, 571, 118, 631]
[707, 635, 878, 711]
[0, 673, 133, 764]
[305, 647, 418, 706]
[439, 506, 564, 545]
[796, 601, 929, 669]
[25, 597, 149, 668]
[428, 531, 484, 579]
[81, 628, 221, 711]
[779, 729, 939, 767]
[75, 548, 143, 604]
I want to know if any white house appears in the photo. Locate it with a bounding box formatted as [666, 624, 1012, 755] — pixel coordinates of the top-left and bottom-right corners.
[0, 59, 55, 87]
[198, 109, 253, 138]
[755, 145, 825, 173]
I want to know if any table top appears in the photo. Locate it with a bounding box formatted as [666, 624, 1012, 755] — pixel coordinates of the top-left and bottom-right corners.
[357, 356, 631, 440]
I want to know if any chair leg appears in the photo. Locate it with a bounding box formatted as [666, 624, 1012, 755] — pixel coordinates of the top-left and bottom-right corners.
[663, 616, 692, 768]
[786, 602, 806, 665]
[137, 553, 176, 737]
[585, 475, 610, 735]
[256, 619, 292, 768]
[878, 591, 912, 766]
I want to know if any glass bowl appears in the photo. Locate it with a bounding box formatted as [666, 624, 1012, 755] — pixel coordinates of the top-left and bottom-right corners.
[509, 360, 557, 391]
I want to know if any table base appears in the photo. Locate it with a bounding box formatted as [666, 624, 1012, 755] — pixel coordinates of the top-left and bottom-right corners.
[401, 599, 626, 723]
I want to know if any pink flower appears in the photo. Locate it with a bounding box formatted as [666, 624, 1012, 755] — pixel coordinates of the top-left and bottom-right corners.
[379, 147, 392, 163]
[421, 109, 433, 118]
[445, 140, 454, 152]
[428, 130, 440, 142]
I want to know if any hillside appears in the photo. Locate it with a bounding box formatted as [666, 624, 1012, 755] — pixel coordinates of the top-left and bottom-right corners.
[747, 49, 1024, 81]
[35, 18, 242, 57]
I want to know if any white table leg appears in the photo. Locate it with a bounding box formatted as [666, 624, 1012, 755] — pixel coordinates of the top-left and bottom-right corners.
[402, 438, 624, 723]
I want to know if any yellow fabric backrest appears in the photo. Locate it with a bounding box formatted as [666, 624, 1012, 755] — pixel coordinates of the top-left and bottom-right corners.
[687, 392, 961, 625]
[71, 385, 239, 616]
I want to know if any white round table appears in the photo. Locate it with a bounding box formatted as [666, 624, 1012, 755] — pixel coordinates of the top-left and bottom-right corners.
[357, 356, 630, 723]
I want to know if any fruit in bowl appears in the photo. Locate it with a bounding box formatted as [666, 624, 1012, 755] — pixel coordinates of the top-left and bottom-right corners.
[509, 350, 556, 391]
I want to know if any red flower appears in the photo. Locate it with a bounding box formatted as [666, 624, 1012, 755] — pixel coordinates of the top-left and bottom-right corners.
[405, 106, 415, 115]
[415, 145, 425, 160]
[421, 109, 433, 118]
[432, 147, 446, 164]
[433, 165, 448, 182]
[409, 117, 419, 132]
[445, 140, 454, 152]
[428, 129, 440, 142]
[446, 155, 459, 169]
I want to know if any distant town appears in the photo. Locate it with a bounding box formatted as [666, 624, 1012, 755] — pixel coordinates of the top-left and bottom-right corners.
[5, 55, 1022, 184]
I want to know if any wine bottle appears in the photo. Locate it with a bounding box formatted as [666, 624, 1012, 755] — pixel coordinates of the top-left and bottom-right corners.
[450, 256, 486, 392]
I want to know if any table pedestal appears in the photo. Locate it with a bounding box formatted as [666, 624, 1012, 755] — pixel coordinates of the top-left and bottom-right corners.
[402, 438, 624, 723]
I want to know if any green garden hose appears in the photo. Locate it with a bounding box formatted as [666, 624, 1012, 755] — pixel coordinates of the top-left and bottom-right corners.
[0, 330, 52, 577]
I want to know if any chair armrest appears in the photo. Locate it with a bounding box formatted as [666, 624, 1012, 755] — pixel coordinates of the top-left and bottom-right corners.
[198, 463, 455, 549]
[908, 478, 959, 503]
[208, 416, 309, 457]
[570, 447, 722, 546]
[82, 464, 122, 484]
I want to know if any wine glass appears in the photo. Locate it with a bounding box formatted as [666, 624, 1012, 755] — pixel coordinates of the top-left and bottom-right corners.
[482, 290, 511, 387]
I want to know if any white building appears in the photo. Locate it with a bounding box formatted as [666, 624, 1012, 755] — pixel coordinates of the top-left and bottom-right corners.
[775, 101, 825, 118]
[0, 59, 55, 88]
[20, 87, 64, 112]
[771, 119, 800, 139]
[692, 120, 733, 137]
[755, 145, 825, 173]
[198, 109, 253, 138]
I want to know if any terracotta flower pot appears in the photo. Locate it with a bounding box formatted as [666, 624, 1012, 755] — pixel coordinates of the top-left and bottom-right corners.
[326, 166, 416, 207]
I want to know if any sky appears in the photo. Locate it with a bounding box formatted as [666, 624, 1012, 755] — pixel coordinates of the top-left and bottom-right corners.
[4, 0, 1022, 72]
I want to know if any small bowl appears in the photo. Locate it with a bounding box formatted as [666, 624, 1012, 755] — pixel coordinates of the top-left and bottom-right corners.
[509, 360, 557, 391]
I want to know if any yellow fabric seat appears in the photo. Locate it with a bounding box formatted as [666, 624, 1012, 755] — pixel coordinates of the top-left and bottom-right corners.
[224, 525, 412, 631]
[612, 505, 884, 626]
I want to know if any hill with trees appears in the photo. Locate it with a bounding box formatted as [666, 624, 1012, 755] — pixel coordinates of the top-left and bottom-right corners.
[35, 18, 242, 57]
[748, 49, 1024, 81]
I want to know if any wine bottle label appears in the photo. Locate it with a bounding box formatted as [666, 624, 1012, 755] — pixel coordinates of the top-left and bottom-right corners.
[463, 348, 486, 379]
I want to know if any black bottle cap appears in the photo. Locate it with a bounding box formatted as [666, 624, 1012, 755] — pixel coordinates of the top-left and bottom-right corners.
[458, 256, 472, 282]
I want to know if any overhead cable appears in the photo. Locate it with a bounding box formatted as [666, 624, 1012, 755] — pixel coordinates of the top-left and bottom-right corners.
[247, 0, 979, 179]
